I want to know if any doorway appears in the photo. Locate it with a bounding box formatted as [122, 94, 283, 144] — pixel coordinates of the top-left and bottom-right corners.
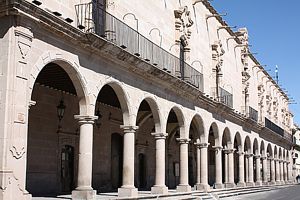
[61, 145, 75, 193]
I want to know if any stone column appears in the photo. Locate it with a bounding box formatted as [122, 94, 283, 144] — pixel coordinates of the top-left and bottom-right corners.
[195, 142, 209, 191]
[247, 154, 254, 186]
[254, 155, 262, 186]
[224, 149, 235, 188]
[72, 115, 98, 200]
[176, 138, 191, 192]
[237, 151, 245, 187]
[151, 133, 168, 194]
[224, 151, 228, 183]
[270, 158, 276, 185]
[262, 156, 268, 185]
[275, 158, 280, 184]
[280, 160, 284, 184]
[245, 155, 249, 183]
[213, 146, 223, 189]
[118, 125, 139, 197]
[283, 161, 287, 183]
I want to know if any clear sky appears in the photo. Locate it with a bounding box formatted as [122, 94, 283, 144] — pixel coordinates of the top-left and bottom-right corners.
[210, 0, 300, 125]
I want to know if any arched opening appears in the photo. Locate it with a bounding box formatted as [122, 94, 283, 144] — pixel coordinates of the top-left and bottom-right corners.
[222, 128, 231, 185]
[208, 123, 219, 187]
[135, 99, 159, 190]
[233, 132, 242, 184]
[244, 136, 251, 183]
[27, 63, 80, 196]
[93, 83, 128, 192]
[166, 108, 184, 189]
[188, 115, 205, 187]
[111, 133, 123, 190]
[267, 144, 273, 182]
[253, 139, 259, 183]
[260, 141, 265, 182]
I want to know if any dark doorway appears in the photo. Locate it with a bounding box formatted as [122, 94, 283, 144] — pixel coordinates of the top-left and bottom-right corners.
[138, 153, 147, 189]
[111, 133, 123, 190]
[61, 145, 75, 193]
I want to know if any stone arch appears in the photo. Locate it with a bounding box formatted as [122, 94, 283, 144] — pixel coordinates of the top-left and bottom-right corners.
[222, 127, 232, 148]
[189, 114, 206, 143]
[244, 136, 252, 154]
[166, 106, 186, 139]
[96, 81, 131, 125]
[253, 138, 259, 155]
[29, 52, 90, 115]
[267, 143, 273, 158]
[260, 140, 266, 157]
[209, 122, 220, 146]
[234, 132, 242, 151]
[274, 146, 278, 159]
[135, 96, 163, 133]
[279, 147, 282, 159]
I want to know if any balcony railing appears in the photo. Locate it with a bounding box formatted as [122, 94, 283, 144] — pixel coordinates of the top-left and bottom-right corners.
[265, 117, 284, 137]
[242, 106, 259, 122]
[75, 2, 204, 91]
[211, 87, 233, 108]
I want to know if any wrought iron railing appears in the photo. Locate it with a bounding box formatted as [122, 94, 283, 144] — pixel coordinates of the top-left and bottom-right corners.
[75, 2, 204, 91]
[265, 117, 284, 136]
[248, 106, 258, 122]
[211, 87, 233, 108]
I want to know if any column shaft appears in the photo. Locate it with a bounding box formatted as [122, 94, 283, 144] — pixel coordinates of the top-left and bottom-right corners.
[118, 125, 138, 197]
[270, 159, 276, 183]
[151, 133, 168, 194]
[224, 152, 228, 183]
[214, 146, 223, 188]
[238, 152, 245, 186]
[248, 155, 254, 185]
[200, 145, 208, 187]
[276, 159, 280, 183]
[262, 157, 268, 183]
[255, 156, 261, 185]
[176, 138, 191, 192]
[72, 115, 97, 200]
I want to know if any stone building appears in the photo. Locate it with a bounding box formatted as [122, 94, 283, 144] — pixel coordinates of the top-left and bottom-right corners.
[0, 0, 295, 199]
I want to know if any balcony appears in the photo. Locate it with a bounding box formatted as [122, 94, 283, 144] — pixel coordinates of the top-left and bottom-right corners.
[211, 87, 233, 108]
[75, 2, 204, 91]
[242, 106, 258, 122]
[265, 117, 284, 137]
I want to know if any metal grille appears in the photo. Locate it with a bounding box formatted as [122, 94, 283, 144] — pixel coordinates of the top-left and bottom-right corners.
[75, 2, 204, 91]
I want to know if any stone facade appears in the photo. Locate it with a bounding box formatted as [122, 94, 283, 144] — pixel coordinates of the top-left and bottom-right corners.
[0, 0, 295, 200]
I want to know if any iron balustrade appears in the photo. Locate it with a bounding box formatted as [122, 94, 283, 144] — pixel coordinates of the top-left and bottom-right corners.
[248, 106, 258, 122]
[75, 2, 203, 91]
[265, 117, 284, 137]
[211, 87, 233, 108]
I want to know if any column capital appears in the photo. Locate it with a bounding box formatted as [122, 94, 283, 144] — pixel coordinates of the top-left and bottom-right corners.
[237, 151, 244, 156]
[120, 125, 139, 133]
[74, 115, 98, 124]
[212, 146, 223, 152]
[194, 141, 209, 148]
[261, 156, 267, 160]
[176, 138, 190, 144]
[245, 153, 253, 158]
[254, 154, 261, 159]
[268, 157, 274, 161]
[151, 132, 168, 139]
[223, 148, 235, 154]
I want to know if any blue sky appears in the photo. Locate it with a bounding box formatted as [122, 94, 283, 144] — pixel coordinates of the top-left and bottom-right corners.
[210, 0, 300, 125]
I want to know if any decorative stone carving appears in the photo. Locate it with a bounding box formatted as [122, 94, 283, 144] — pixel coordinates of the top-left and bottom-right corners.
[212, 40, 225, 76]
[273, 97, 279, 120]
[258, 83, 265, 123]
[174, 6, 193, 45]
[237, 28, 249, 70]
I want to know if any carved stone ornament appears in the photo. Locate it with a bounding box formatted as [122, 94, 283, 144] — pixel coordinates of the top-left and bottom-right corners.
[238, 28, 249, 70]
[174, 6, 194, 46]
[212, 40, 225, 74]
[10, 146, 25, 159]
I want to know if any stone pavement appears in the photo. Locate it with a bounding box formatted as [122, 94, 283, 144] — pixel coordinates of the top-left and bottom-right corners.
[32, 184, 299, 200]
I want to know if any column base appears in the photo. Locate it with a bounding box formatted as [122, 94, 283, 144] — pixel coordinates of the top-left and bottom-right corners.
[276, 181, 281, 185]
[118, 187, 138, 197]
[268, 181, 276, 186]
[262, 181, 268, 186]
[255, 181, 262, 186]
[224, 182, 236, 188]
[151, 185, 168, 195]
[214, 183, 223, 189]
[246, 182, 255, 187]
[176, 185, 191, 193]
[72, 189, 96, 200]
[237, 182, 245, 187]
[195, 183, 210, 191]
